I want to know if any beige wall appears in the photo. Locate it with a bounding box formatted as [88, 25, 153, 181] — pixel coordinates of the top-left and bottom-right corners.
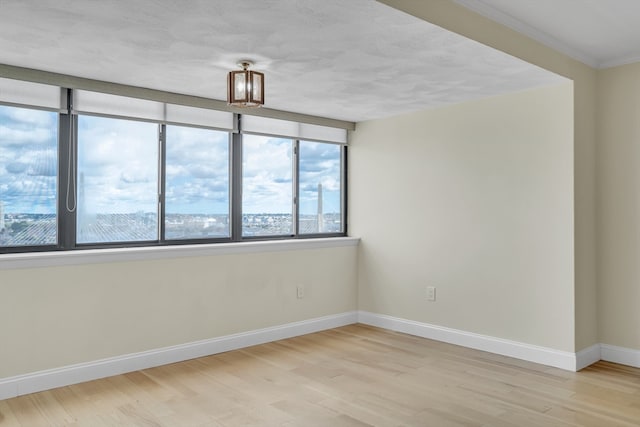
[597, 62, 640, 349]
[0, 246, 357, 378]
[378, 0, 599, 353]
[351, 84, 575, 350]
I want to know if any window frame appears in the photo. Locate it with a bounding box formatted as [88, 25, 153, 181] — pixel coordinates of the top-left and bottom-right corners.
[161, 123, 233, 244]
[295, 139, 347, 238]
[0, 101, 62, 254]
[0, 84, 347, 254]
[240, 134, 296, 240]
[74, 113, 162, 246]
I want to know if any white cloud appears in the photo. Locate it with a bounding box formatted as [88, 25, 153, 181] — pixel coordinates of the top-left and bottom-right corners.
[78, 116, 158, 213]
[1, 106, 58, 213]
[164, 125, 230, 213]
[242, 135, 293, 213]
[0, 126, 55, 145]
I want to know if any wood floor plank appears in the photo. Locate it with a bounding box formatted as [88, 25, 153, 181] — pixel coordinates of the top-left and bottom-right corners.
[1, 324, 640, 426]
[0, 400, 21, 426]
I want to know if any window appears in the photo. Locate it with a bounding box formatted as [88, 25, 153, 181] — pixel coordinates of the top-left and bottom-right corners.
[242, 135, 293, 237]
[165, 125, 230, 240]
[77, 115, 159, 244]
[0, 105, 58, 248]
[0, 78, 347, 254]
[298, 140, 343, 234]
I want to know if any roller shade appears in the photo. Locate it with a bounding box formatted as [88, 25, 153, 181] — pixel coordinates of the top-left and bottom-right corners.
[164, 103, 234, 130]
[0, 77, 66, 112]
[73, 90, 234, 131]
[241, 115, 348, 144]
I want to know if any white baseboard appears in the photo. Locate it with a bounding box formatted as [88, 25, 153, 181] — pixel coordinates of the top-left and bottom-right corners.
[601, 344, 640, 368]
[0, 311, 358, 401]
[576, 344, 602, 371]
[358, 311, 579, 371]
[3, 310, 639, 401]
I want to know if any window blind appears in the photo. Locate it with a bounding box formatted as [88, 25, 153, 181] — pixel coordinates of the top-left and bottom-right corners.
[0, 77, 66, 112]
[241, 115, 348, 144]
[74, 90, 234, 130]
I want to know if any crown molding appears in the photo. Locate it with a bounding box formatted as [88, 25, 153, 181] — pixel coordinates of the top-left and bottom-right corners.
[453, 0, 599, 69]
[598, 54, 640, 70]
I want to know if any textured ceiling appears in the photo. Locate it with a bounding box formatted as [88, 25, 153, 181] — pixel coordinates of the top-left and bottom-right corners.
[455, 0, 640, 69]
[0, 0, 565, 122]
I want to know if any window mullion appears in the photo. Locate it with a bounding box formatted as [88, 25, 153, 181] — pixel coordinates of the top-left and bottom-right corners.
[158, 124, 166, 242]
[231, 120, 243, 241]
[58, 88, 77, 249]
[293, 140, 300, 237]
[342, 145, 348, 235]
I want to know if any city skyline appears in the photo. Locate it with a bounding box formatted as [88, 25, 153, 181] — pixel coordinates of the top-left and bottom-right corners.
[0, 211, 342, 247]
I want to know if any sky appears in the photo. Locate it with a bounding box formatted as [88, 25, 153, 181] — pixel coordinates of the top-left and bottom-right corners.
[165, 124, 229, 214]
[78, 115, 159, 216]
[298, 139, 341, 215]
[242, 134, 341, 215]
[0, 105, 57, 214]
[2, 105, 341, 216]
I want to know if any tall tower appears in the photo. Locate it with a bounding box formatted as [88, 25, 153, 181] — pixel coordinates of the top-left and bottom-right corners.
[317, 183, 323, 233]
[0, 200, 5, 232]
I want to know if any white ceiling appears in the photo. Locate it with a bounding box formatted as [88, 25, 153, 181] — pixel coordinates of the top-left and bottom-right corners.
[455, 0, 640, 69]
[0, 0, 569, 122]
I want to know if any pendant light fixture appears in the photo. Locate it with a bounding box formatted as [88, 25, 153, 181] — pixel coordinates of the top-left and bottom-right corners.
[227, 60, 264, 107]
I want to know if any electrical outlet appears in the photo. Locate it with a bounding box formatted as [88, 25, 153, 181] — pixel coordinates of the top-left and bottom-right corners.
[426, 286, 436, 301]
[297, 285, 304, 299]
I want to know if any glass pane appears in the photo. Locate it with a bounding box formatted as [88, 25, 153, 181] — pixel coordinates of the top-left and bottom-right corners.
[165, 125, 230, 239]
[232, 72, 246, 101]
[0, 105, 58, 247]
[77, 115, 158, 244]
[242, 135, 293, 236]
[299, 141, 342, 234]
[251, 73, 263, 102]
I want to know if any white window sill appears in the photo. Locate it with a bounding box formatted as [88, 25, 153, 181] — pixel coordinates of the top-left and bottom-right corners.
[0, 237, 360, 270]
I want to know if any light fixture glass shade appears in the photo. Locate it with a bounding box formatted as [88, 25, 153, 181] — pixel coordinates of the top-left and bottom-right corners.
[228, 63, 264, 107]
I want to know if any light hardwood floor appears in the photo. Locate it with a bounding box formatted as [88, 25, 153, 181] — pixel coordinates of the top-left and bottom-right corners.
[1, 324, 639, 426]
